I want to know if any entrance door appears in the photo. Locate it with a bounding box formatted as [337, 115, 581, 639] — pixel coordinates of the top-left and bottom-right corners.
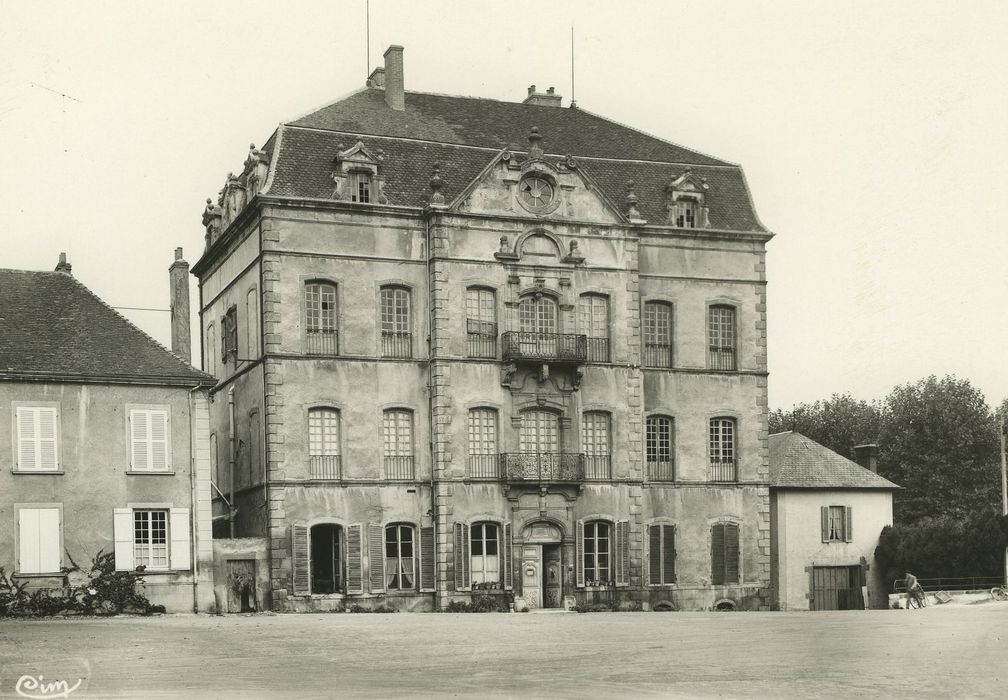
[811, 565, 864, 610]
[521, 545, 543, 609]
[542, 544, 563, 608]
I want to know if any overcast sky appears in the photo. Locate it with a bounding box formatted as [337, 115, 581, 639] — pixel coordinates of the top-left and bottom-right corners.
[3, 1, 1006, 410]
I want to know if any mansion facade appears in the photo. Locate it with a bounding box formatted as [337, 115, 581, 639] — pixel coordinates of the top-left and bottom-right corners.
[193, 45, 774, 612]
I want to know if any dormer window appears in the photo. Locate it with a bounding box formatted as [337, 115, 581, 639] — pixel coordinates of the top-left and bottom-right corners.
[352, 173, 371, 203]
[332, 141, 388, 205]
[666, 170, 711, 228]
[673, 200, 698, 229]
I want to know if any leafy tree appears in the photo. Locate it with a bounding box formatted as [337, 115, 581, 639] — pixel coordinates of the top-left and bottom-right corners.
[769, 393, 881, 460]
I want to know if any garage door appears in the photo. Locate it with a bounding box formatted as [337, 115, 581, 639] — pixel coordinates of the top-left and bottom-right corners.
[811, 565, 863, 610]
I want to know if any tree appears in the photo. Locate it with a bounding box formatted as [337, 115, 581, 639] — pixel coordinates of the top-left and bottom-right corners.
[769, 393, 881, 460]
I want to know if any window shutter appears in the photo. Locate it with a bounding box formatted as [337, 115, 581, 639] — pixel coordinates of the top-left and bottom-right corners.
[38, 408, 58, 470]
[821, 506, 830, 543]
[220, 315, 229, 362]
[453, 522, 470, 591]
[725, 523, 740, 584]
[663, 525, 677, 584]
[18, 509, 40, 574]
[151, 411, 169, 471]
[367, 523, 385, 593]
[346, 523, 364, 594]
[419, 525, 436, 592]
[131, 411, 149, 470]
[17, 408, 37, 470]
[845, 506, 853, 543]
[575, 519, 585, 588]
[647, 524, 661, 586]
[711, 523, 725, 585]
[615, 519, 630, 587]
[291, 524, 310, 595]
[113, 508, 135, 571]
[169, 508, 191, 570]
[503, 522, 513, 590]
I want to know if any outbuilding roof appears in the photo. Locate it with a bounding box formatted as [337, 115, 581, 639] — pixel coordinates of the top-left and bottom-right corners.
[0, 269, 214, 387]
[768, 431, 899, 490]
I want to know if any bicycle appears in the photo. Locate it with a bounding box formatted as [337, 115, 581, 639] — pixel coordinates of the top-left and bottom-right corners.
[907, 587, 927, 609]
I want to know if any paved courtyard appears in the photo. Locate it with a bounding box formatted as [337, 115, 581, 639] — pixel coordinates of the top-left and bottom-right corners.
[1, 604, 1005, 699]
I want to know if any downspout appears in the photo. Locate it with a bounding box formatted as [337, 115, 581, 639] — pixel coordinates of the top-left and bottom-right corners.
[258, 217, 270, 610]
[228, 385, 236, 538]
[425, 209, 438, 608]
[188, 385, 199, 613]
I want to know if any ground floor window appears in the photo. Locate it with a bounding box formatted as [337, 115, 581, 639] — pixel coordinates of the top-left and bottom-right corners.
[647, 523, 676, 585]
[310, 524, 343, 594]
[471, 522, 499, 585]
[134, 510, 168, 570]
[17, 507, 61, 574]
[385, 524, 415, 590]
[583, 520, 611, 585]
[711, 522, 740, 585]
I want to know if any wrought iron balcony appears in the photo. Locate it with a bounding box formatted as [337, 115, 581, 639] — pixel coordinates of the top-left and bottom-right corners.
[500, 452, 585, 484]
[501, 332, 587, 364]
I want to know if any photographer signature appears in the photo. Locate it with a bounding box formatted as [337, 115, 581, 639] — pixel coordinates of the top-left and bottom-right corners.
[15, 675, 82, 699]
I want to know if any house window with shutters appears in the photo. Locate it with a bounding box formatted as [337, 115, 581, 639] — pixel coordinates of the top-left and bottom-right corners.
[17, 507, 62, 574]
[467, 407, 498, 479]
[134, 509, 169, 570]
[822, 505, 853, 543]
[582, 520, 612, 586]
[382, 409, 414, 480]
[466, 287, 497, 359]
[643, 301, 673, 368]
[647, 523, 676, 586]
[129, 408, 171, 472]
[582, 411, 611, 480]
[14, 406, 59, 472]
[380, 285, 412, 358]
[308, 408, 342, 480]
[385, 523, 416, 590]
[711, 522, 740, 585]
[470, 522, 500, 586]
[708, 305, 736, 371]
[305, 281, 339, 355]
[113, 507, 190, 572]
[310, 524, 344, 594]
[578, 293, 610, 362]
[646, 415, 674, 481]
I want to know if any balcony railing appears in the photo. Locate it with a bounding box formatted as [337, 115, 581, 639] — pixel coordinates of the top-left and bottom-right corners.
[382, 331, 413, 359]
[643, 343, 672, 368]
[385, 455, 415, 480]
[647, 460, 675, 482]
[309, 454, 342, 480]
[709, 347, 736, 371]
[467, 319, 497, 359]
[710, 460, 737, 482]
[468, 454, 500, 480]
[306, 329, 339, 355]
[584, 454, 611, 480]
[500, 452, 585, 483]
[586, 337, 609, 363]
[501, 332, 587, 363]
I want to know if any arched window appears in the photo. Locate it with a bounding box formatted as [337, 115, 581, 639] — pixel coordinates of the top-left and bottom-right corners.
[643, 301, 673, 368]
[308, 408, 341, 480]
[382, 409, 414, 480]
[206, 324, 217, 377]
[711, 522, 740, 585]
[311, 524, 344, 594]
[467, 407, 498, 479]
[582, 411, 611, 480]
[470, 522, 500, 586]
[385, 523, 415, 590]
[708, 305, 736, 371]
[578, 294, 609, 362]
[582, 520, 612, 586]
[646, 415, 674, 481]
[466, 287, 497, 358]
[709, 417, 737, 482]
[246, 288, 258, 360]
[518, 294, 557, 335]
[305, 281, 338, 355]
[380, 286, 412, 358]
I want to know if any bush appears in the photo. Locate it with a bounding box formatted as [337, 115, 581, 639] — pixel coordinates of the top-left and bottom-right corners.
[347, 604, 397, 613]
[444, 594, 511, 613]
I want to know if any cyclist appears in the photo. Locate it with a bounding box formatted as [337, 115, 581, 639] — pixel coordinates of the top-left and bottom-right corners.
[905, 571, 926, 609]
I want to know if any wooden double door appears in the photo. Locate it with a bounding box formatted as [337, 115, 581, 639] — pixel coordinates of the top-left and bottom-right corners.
[811, 565, 864, 610]
[521, 543, 564, 609]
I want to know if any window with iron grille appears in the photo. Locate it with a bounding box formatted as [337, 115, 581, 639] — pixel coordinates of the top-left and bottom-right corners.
[467, 407, 498, 479]
[308, 408, 341, 479]
[305, 281, 338, 355]
[351, 173, 371, 203]
[382, 409, 414, 480]
[648, 523, 676, 585]
[582, 411, 611, 480]
[578, 294, 610, 362]
[709, 417, 737, 481]
[380, 286, 412, 358]
[583, 520, 611, 585]
[646, 415, 674, 481]
[466, 287, 497, 358]
[711, 522, 740, 585]
[643, 302, 672, 367]
[134, 509, 169, 570]
[708, 305, 736, 370]
[221, 306, 238, 363]
[384, 523, 415, 590]
[470, 522, 499, 585]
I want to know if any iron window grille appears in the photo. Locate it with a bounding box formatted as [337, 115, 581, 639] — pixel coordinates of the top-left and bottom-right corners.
[708, 305, 737, 371]
[709, 417, 737, 482]
[643, 302, 673, 368]
[646, 416, 674, 481]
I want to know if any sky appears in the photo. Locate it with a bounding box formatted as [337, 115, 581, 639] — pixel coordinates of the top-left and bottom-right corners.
[2, 1, 1007, 410]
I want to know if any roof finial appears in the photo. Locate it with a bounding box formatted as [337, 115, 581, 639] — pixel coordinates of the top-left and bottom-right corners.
[528, 126, 543, 160]
[429, 164, 445, 206]
[55, 252, 72, 275]
[625, 180, 644, 223]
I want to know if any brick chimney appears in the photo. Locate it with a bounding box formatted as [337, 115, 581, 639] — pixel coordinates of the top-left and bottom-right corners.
[367, 66, 386, 88]
[853, 444, 879, 473]
[54, 252, 72, 274]
[523, 85, 563, 107]
[383, 45, 404, 111]
[169, 247, 191, 362]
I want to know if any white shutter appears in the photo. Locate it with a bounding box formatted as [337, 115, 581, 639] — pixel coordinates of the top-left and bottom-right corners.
[38, 408, 58, 470]
[131, 411, 149, 470]
[169, 508, 191, 570]
[18, 509, 41, 573]
[150, 411, 169, 471]
[17, 408, 37, 470]
[38, 508, 61, 573]
[113, 508, 135, 571]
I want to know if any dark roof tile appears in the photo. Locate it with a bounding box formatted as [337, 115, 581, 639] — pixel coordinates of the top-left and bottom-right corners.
[769, 431, 899, 490]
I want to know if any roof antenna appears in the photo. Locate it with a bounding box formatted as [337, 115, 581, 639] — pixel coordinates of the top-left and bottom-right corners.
[365, 0, 370, 76]
[569, 25, 577, 109]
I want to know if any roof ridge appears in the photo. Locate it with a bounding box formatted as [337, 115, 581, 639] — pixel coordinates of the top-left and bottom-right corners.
[287, 85, 370, 125]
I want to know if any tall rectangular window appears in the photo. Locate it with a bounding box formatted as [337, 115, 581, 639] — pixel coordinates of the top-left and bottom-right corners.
[352, 173, 371, 203]
[648, 523, 676, 585]
[134, 509, 169, 570]
[583, 521, 611, 585]
[130, 409, 170, 472]
[708, 305, 736, 371]
[674, 200, 698, 229]
[383, 409, 414, 480]
[643, 302, 672, 368]
[470, 522, 500, 585]
[305, 282, 339, 355]
[246, 288, 259, 359]
[582, 411, 610, 480]
[467, 408, 498, 479]
[18, 508, 61, 574]
[308, 408, 341, 479]
[466, 287, 497, 359]
[711, 522, 740, 585]
[381, 286, 412, 358]
[15, 407, 59, 472]
[385, 524, 415, 590]
[579, 294, 610, 362]
[709, 417, 737, 482]
[646, 416, 674, 481]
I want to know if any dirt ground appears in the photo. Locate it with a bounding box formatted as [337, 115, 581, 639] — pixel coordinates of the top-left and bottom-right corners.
[1, 603, 1005, 699]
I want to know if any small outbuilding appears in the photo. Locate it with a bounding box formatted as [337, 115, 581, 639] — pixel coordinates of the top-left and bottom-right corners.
[769, 431, 898, 611]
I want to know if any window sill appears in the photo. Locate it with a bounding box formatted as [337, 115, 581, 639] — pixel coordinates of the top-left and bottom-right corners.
[126, 470, 177, 476]
[11, 469, 64, 475]
[127, 569, 184, 576]
[13, 571, 65, 578]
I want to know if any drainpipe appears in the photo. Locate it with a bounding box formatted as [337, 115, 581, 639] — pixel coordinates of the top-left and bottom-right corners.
[187, 385, 203, 613]
[228, 385, 237, 538]
[1000, 411, 1007, 587]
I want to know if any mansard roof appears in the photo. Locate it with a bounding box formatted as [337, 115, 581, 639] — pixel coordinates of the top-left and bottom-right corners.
[0, 269, 214, 387]
[768, 431, 899, 490]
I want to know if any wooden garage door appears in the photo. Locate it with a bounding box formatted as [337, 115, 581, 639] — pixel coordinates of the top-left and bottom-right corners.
[811, 565, 864, 611]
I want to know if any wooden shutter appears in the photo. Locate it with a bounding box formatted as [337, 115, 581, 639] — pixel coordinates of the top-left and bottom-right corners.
[454, 522, 470, 591]
[503, 522, 513, 590]
[711, 523, 725, 585]
[419, 525, 436, 592]
[368, 523, 385, 593]
[113, 508, 135, 571]
[17, 407, 57, 471]
[346, 523, 364, 594]
[169, 508, 191, 570]
[845, 506, 853, 543]
[725, 523, 740, 584]
[151, 411, 169, 471]
[575, 519, 585, 587]
[17, 408, 37, 470]
[131, 411, 148, 470]
[615, 519, 630, 587]
[291, 524, 310, 595]
[820, 506, 830, 543]
[38, 408, 58, 470]
[647, 524, 661, 586]
[18, 509, 40, 574]
[663, 525, 677, 584]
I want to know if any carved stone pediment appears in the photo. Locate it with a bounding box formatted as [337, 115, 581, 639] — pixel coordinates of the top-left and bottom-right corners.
[330, 141, 390, 204]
